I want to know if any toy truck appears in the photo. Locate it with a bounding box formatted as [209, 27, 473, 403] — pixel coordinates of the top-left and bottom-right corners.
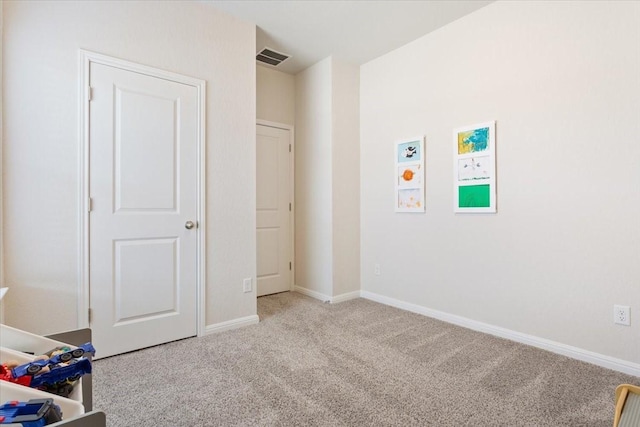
[1, 343, 95, 397]
[0, 398, 62, 426]
[10, 343, 95, 378]
[27, 358, 92, 397]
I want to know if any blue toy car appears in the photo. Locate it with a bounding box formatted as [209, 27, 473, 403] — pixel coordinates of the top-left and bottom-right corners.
[0, 398, 62, 426]
[6, 343, 95, 397]
[10, 343, 95, 378]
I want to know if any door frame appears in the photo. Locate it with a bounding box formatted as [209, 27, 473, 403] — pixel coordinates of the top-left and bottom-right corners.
[256, 120, 295, 293]
[77, 50, 206, 336]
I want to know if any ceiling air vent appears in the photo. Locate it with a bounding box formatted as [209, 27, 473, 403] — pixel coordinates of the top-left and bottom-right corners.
[256, 48, 290, 67]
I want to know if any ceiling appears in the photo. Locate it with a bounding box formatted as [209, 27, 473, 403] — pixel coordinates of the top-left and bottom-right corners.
[209, 0, 494, 75]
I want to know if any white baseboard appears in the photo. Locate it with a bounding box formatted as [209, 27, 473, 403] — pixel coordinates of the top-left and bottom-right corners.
[294, 286, 331, 302]
[361, 291, 640, 377]
[330, 290, 362, 303]
[294, 286, 362, 304]
[203, 314, 259, 335]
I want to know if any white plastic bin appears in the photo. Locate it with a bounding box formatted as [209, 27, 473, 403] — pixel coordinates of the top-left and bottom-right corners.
[0, 380, 84, 420]
[0, 325, 88, 406]
[0, 347, 84, 403]
[0, 324, 71, 355]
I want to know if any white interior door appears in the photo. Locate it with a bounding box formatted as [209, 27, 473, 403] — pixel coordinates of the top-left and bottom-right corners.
[256, 124, 292, 296]
[89, 62, 198, 358]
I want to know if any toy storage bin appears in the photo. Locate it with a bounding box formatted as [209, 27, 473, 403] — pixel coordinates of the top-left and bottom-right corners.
[0, 379, 85, 420]
[0, 324, 72, 355]
[0, 346, 37, 364]
[0, 325, 86, 404]
[0, 322, 105, 425]
[0, 346, 84, 403]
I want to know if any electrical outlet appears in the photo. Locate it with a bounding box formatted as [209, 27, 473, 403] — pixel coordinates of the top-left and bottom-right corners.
[613, 305, 630, 326]
[374, 264, 381, 276]
[243, 278, 252, 293]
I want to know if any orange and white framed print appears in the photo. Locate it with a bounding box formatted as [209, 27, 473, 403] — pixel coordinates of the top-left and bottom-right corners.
[395, 136, 425, 212]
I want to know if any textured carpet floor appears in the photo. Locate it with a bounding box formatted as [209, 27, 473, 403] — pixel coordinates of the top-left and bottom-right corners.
[94, 292, 638, 426]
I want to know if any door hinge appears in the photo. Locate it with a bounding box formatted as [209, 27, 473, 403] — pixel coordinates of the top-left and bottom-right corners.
[87, 87, 93, 102]
[88, 308, 93, 324]
[289, 262, 292, 270]
[87, 197, 93, 212]
[289, 144, 291, 153]
[289, 203, 292, 212]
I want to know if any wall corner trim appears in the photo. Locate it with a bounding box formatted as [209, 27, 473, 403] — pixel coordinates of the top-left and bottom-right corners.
[204, 315, 259, 335]
[294, 286, 331, 303]
[361, 291, 640, 377]
[294, 287, 361, 304]
[330, 291, 361, 304]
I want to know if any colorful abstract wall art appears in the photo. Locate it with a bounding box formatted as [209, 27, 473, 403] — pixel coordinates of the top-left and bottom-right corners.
[395, 136, 425, 212]
[453, 121, 496, 213]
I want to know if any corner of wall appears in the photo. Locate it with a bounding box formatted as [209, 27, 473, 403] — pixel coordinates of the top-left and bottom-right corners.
[0, 1, 5, 324]
[331, 59, 361, 297]
[293, 57, 361, 298]
[293, 57, 333, 297]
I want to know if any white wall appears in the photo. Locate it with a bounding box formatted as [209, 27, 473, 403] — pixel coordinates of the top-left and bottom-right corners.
[257, 65, 295, 125]
[295, 58, 333, 297]
[0, 2, 4, 324]
[295, 57, 361, 300]
[332, 60, 360, 297]
[2, 1, 256, 333]
[361, 0, 640, 366]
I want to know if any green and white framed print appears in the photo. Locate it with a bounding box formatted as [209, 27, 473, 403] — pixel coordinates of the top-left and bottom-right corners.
[453, 121, 496, 213]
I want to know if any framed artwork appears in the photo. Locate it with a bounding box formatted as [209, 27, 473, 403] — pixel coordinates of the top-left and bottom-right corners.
[453, 121, 496, 213]
[395, 136, 425, 212]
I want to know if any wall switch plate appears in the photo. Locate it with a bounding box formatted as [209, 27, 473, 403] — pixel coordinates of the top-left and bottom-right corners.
[243, 278, 252, 293]
[614, 305, 630, 326]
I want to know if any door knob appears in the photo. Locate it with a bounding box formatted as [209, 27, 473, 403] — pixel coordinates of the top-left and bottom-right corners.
[185, 221, 195, 230]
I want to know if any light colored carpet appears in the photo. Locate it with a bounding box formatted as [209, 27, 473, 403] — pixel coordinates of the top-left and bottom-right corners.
[94, 292, 638, 426]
